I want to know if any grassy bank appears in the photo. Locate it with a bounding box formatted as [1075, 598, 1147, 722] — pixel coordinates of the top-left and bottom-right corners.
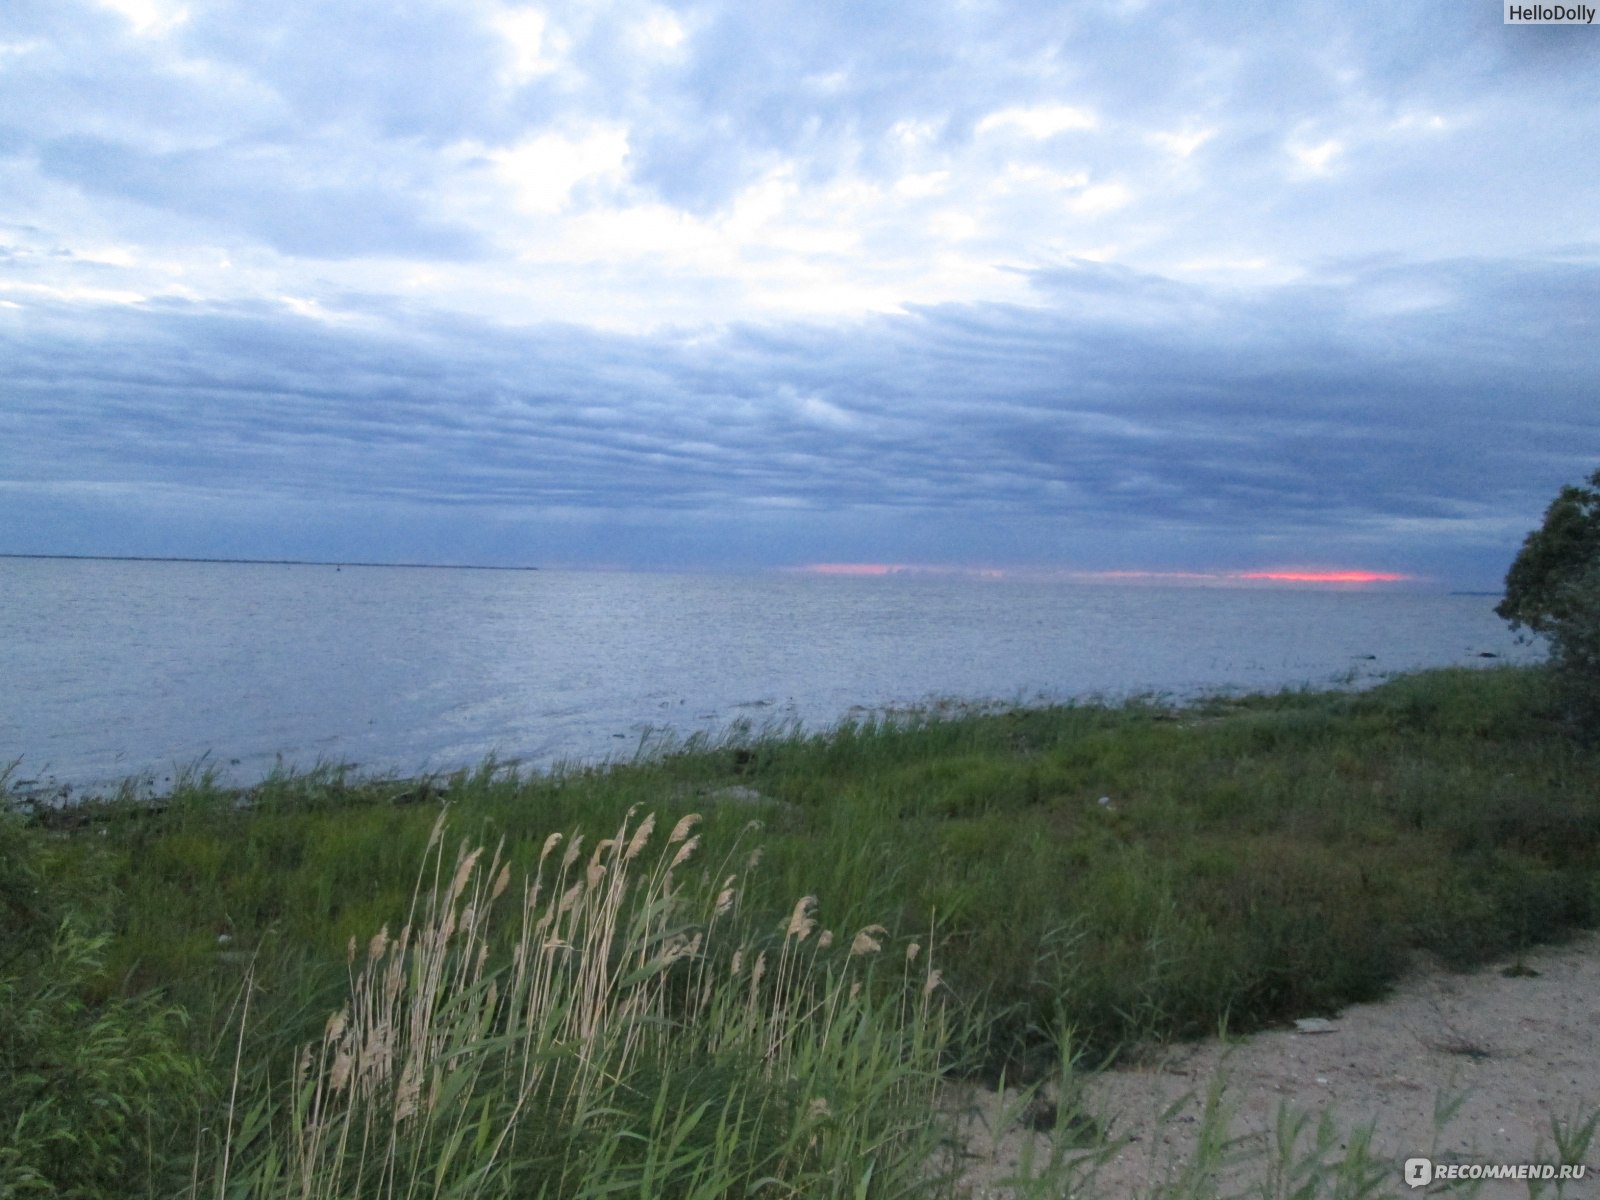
[5, 664, 1599, 1196]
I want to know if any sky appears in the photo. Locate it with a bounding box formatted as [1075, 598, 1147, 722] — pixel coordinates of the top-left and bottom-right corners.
[1, 0, 1597, 589]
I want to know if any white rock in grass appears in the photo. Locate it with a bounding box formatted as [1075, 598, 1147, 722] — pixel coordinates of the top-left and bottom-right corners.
[709, 785, 767, 804]
[1295, 1018, 1338, 1034]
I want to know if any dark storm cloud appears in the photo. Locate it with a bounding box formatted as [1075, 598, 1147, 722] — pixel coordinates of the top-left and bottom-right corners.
[4, 252, 1594, 579]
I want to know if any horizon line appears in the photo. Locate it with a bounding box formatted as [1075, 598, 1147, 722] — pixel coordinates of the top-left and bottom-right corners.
[0, 553, 541, 572]
[1, 554, 1442, 588]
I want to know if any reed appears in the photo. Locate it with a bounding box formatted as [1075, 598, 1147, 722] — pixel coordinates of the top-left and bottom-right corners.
[207, 807, 952, 1198]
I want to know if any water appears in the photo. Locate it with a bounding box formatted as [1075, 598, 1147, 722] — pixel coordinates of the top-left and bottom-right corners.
[0, 557, 1539, 796]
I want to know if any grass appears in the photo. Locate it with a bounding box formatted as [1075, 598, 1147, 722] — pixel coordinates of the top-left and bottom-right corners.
[208, 807, 950, 1197]
[4, 664, 1599, 1196]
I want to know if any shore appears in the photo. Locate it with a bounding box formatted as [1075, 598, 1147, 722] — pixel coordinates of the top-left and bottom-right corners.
[5, 663, 1598, 1197]
[957, 932, 1600, 1197]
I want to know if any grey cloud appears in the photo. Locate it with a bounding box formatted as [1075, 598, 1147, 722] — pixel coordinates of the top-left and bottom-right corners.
[183, 0, 514, 142]
[3, 0, 1595, 589]
[34, 135, 483, 259]
[2, 1, 505, 258]
[611, 0, 1571, 215]
[7, 0, 1596, 268]
[610, 1, 1110, 209]
[3, 252, 1593, 583]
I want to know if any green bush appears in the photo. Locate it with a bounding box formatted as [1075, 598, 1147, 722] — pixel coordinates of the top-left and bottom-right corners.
[0, 813, 206, 1198]
[1545, 561, 1600, 734]
[1498, 467, 1600, 634]
[1499, 467, 1600, 733]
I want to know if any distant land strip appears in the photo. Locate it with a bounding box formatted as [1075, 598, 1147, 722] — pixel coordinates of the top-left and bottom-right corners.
[0, 553, 538, 571]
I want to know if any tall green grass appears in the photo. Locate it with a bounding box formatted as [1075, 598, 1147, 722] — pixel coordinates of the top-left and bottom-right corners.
[205, 806, 952, 1198]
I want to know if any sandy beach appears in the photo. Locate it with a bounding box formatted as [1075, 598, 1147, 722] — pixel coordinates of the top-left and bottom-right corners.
[957, 933, 1600, 1197]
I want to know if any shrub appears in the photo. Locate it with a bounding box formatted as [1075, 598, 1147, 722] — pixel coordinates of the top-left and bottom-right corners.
[1499, 468, 1600, 733]
[1498, 467, 1600, 635]
[0, 812, 205, 1197]
[1544, 561, 1600, 733]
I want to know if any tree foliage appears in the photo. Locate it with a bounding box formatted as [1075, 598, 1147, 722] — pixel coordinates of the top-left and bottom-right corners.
[1499, 468, 1600, 733]
[1497, 468, 1600, 633]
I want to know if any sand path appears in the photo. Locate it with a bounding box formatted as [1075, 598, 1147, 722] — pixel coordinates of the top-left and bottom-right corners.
[955, 934, 1600, 1197]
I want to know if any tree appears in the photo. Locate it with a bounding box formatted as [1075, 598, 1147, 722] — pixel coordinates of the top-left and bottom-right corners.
[1497, 467, 1600, 633]
[1543, 560, 1600, 727]
[1499, 468, 1600, 734]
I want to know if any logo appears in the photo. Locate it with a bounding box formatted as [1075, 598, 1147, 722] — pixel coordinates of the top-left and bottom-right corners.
[1403, 1157, 1587, 1186]
[1405, 1158, 1434, 1188]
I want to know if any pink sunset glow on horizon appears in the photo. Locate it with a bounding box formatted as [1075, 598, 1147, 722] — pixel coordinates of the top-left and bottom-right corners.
[790, 564, 1418, 586]
[1236, 569, 1413, 584]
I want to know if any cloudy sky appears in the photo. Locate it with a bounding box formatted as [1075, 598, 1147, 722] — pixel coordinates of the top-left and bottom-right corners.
[1, 0, 1596, 588]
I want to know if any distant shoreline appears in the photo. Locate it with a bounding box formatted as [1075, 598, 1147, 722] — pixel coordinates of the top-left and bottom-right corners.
[0, 552, 539, 572]
[1, 555, 1503, 591]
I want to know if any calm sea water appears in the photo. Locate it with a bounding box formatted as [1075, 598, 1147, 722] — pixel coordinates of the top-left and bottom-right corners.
[0, 557, 1539, 796]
